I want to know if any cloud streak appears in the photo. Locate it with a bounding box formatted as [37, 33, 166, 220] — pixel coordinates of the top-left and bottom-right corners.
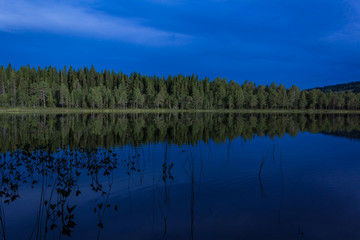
[0, 0, 191, 45]
[326, 0, 360, 43]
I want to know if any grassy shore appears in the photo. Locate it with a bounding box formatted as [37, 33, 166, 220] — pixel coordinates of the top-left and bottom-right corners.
[0, 107, 360, 114]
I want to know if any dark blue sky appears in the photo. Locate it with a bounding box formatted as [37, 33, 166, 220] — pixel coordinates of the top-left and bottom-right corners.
[0, 0, 359, 88]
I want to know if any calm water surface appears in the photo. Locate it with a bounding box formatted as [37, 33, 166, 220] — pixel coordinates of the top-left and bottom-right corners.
[0, 113, 360, 240]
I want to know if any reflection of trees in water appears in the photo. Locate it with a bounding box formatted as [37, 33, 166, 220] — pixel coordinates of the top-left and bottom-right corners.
[1, 113, 360, 152]
[278, 148, 284, 226]
[0, 145, 145, 240]
[182, 147, 203, 240]
[0, 144, 188, 240]
[155, 143, 174, 240]
[0, 113, 357, 238]
[148, 144, 202, 240]
[258, 151, 268, 197]
[258, 146, 285, 226]
[0, 138, 308, 239]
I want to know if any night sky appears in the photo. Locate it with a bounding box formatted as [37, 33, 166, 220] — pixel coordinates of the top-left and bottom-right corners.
[0, 0, 359, 88]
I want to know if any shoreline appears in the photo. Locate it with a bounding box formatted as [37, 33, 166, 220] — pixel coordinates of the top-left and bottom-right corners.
[0, 108, 360, 114]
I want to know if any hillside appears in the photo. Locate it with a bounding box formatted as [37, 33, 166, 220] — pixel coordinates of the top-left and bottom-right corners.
[314, 81, 360, 93]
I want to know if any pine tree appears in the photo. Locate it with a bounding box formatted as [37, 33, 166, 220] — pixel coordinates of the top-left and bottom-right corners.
[131, 87, 144, 109]
[88, 87, 103, 108]
[287, 85, 300, 109]
[35, 81, 50, 107]
[299, 91, 307, 109]
[114, 85, 127, 108]
[59, 83, 70, 107]
[268, 82, 278, 109]
[257, 85, 268, 109]
[249, 94, 258, 109]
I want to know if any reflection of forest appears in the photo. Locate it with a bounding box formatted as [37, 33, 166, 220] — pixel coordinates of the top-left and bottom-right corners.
[321, 130, 360, 140]
[1, 113, 360, 151]
[0, 145, 144, 239]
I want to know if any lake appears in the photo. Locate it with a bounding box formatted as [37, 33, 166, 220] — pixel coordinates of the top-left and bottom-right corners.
[0, 113, 360, 240]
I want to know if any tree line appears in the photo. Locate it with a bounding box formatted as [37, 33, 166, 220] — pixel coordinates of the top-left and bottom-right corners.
[1, 113, 359, 152]
[1, 64, 360, 110]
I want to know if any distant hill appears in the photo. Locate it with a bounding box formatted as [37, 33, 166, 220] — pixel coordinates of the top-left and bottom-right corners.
[314, 81, 360, 93]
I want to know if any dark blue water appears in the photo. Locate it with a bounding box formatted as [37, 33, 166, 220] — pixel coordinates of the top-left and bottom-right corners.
[1, 114, 360, 239]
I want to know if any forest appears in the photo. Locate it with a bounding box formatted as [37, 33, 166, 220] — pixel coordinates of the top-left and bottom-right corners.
[1, 64, 360, 110]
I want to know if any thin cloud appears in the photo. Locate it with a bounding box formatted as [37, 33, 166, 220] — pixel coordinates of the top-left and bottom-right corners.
[0, 0, 192, 45]
[146, 0, 184, 5]
[325, 0, 360, 43]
